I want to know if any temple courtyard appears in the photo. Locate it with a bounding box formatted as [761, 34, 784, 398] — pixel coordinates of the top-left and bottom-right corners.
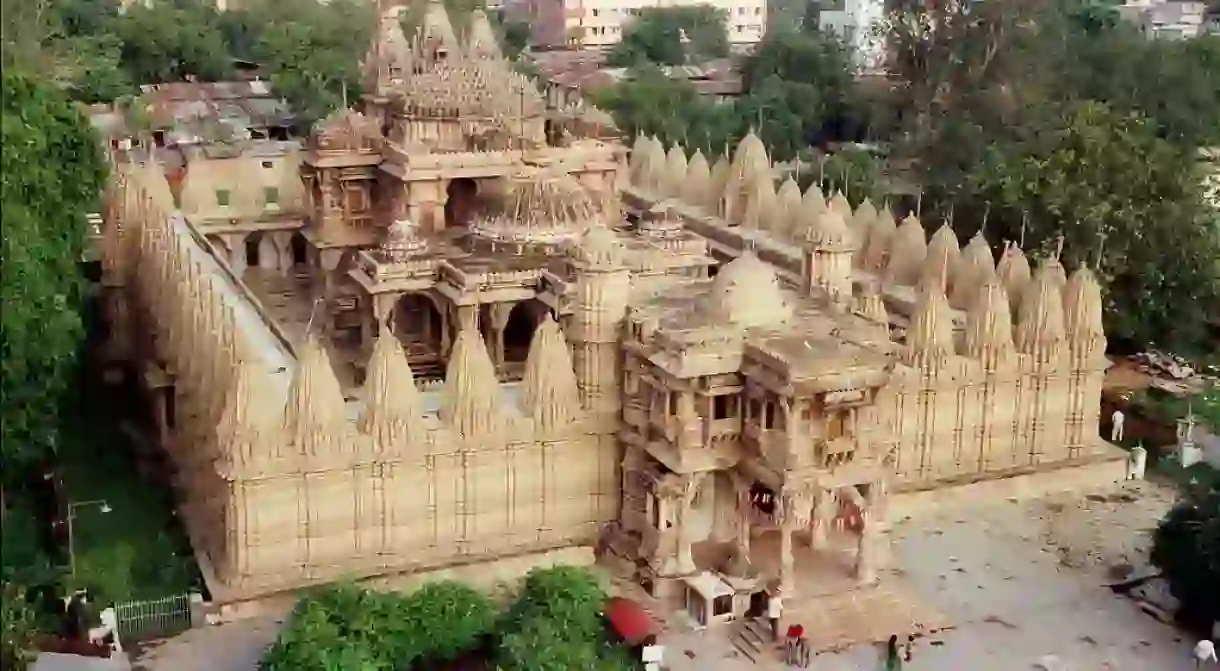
[643, 479, 1190, 671]
[132, 480, 1193, 671]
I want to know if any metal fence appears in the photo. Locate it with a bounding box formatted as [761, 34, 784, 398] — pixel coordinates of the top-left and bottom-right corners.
[113, 592, 196, 642]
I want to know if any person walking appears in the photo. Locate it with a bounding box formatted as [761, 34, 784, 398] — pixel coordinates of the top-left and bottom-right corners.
[767, 593, 783, 642]
[884, 634, 903, 671]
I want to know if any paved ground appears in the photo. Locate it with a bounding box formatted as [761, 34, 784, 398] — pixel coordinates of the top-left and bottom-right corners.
[656, 480, 1191, 671]
[133, 480, 1193, 671]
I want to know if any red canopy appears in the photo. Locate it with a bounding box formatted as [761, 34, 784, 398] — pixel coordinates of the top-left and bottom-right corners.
[604, 597, 657, 647]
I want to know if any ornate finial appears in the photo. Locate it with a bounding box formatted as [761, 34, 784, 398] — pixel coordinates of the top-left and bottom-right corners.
[1055, 235, 1065, 261]
[305, 298, 324, 337]
[981, 203, 990, 234]
[1020, 211, 1028, 248]
[916, 191, 923, 219]
[946, 201, 955, 229]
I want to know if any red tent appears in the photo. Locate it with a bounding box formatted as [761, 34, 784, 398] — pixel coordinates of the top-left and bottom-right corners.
[604, 597, 657, 647]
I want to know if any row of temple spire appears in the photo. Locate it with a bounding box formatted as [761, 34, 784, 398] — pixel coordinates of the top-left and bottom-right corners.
[628, 133, 1106, 371]
[219, 312, 587, 476]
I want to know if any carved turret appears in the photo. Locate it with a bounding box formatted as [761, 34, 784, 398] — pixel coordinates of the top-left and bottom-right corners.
[1063, 264, 1105, 357]
[964, 278, 1015, 369]
[923, 224, 960, 294]
[857, 287, 889, 325]
[725, 131, 770, 223]
[793, 183, 826, 241]
[708, 154, 731, 215]
[440, 325, 504, 440]
[682, 150, 711, 209]
[217, 359, 281, 477]
[1015, 260, 1066, 363]
[996, 241, 1032, 316]
[904, 282, 954, 371]
[742, 176, 776, 230]
[861, 208, 896, 272]
[804, 209, 856, 304]
[640, 136, 667, 194]
[360, 334, 425, 451]
[284, 336, 351, 463]
[664, 144, 688, 198]
[828, 191, 853, 226]
[885, 214, 928, 286]
[774, 177, 803, 240]
[521, 315, 582, 433]
[951, 232, 996, 311]
[853, 198, 878, 264]
[465, 10, 502, 60]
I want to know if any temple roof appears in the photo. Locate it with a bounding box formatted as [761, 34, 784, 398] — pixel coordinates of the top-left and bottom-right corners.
[472, 169, 597, 245]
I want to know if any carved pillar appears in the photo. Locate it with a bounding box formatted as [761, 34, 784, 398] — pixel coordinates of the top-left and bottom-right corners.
[810, 487, 833, 549]
[855, 483, 881, 584]
[733, 475, 751, 558]
[489, 302, 513, 369]
[666, 472, 705, 576]
[777, 492, 796, 598]
[270, 231, 294, 277]
[225, 233, 248, 276]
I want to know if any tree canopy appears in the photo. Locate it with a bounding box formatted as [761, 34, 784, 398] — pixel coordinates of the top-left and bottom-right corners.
[1152, 488, 1220, 633]
[607, 6, 730, 67]
[1, 70, 107, 484]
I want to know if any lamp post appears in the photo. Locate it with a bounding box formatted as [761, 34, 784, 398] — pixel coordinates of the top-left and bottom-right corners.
[67, 499, 112, 580]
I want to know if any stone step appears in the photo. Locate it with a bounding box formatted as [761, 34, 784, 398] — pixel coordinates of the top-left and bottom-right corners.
[730, 618, 771, 665]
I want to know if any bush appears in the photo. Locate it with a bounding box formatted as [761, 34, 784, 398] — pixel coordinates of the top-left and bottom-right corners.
[1151, 489, 1220, 633]
[261, 580, 496, 671]
[495, 566, 635, 671]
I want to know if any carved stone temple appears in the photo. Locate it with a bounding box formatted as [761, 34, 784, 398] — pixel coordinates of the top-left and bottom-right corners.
[95, 1, 1125, 624]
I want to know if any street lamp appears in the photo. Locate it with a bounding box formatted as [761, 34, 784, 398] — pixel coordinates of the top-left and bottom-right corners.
[67, 499, 111, 580]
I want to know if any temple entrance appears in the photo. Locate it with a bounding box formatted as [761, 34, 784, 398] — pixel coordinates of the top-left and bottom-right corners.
[289, 231, 308, 267]
[503, 300, 544, 364]
[444, 178, 478, 228]
[394, 293, 444, 373]
[245, 231, 263, 269]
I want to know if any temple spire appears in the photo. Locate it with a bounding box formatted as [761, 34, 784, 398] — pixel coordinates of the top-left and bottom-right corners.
[520, 315, 582, 433]
[440, 323, 503, 440]
[360, 334, 425, 450]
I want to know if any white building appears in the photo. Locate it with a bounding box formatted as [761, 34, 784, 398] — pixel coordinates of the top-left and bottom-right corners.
[1119, 0, 1209, 39]
[518, 0, 767, 50]
[815, 0, 886, 71]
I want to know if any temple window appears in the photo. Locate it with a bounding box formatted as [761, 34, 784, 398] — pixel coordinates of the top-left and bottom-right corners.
[828, 410, 847, 440]
[216, 189, 231, 207]
[264, 187, 279, 206]
[764, 401, 776, 429]
[669, 392, 678, 416]
[748, 398, 761, 422]
[713, 594, 733, 617]
[261, 160, 273, 169]
[713, 394, 736, 420]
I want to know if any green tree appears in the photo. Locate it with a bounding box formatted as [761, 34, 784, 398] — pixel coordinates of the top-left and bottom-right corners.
[969, 101, 1220, 351]
[1151, 488, 1220, 633]
[251, 0, 375, 125]
[1, 70, 107, 485]
[607, 6, 729, 67]
[109, 3, 235, 84]
[1, 584, 37, 671]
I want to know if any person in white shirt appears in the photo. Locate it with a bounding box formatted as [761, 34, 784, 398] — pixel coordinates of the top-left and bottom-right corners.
[1111, 409, 1125, 442]
[767, 594, 782, 641]
[1197, 639, 1218, 668]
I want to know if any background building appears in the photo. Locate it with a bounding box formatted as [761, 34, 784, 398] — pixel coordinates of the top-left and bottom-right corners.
[516, 0, 767, 50]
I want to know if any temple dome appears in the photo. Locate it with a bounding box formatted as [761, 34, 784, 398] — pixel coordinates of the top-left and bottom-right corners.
[806, 208, 853, 250]
[571, 224, 624, 268]
[701, 253, 793, 328]
[473, 170, 596, 246]
[380, 217, 427, 261]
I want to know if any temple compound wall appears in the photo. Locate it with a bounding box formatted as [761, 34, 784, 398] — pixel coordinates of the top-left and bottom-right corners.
[101, 160, 622, 600]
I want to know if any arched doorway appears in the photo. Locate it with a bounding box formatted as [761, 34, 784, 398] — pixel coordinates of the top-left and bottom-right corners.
[245, 231, 263, 269]
[503, 300, 544, 364]
[444, 178, 478, 228]
[289, 231, 308, 267]
[394, 293, 444, 360]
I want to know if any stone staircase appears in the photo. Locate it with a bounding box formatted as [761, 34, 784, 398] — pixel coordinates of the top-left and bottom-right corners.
[730, 617, 772, 664]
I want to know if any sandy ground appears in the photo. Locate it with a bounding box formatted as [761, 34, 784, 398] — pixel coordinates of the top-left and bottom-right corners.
[657, 479, 1191, 671]
[133, 480, 1192, 671]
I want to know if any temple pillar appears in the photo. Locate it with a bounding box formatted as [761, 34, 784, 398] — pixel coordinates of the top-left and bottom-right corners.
[457, 305, 477, 332]
[732, 475, 751, 559]
[489, 302, 513, 369]
[810, 487, 833, 549]
[777, 504, 796, 598]
[270, 231, 294, 277]
[855, 482, 883, 584]
[665, 472, 705, 576]
[224, 233, 248, 276]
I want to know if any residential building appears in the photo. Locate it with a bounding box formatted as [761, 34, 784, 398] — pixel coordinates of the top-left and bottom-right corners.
[517, 0, 767, 50]
[1119, 0, 1208, 39]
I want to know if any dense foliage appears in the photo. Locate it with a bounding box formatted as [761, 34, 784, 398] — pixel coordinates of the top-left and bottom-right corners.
[878, 0, 1220, 352]
[494, 566, 634, 671]
[0, 71, 107, 484]
[607, 6, 730, 67]
[262, 581, 497, 670]
[263, 567, 636, 671]
[1152, 489, 1220, 632]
